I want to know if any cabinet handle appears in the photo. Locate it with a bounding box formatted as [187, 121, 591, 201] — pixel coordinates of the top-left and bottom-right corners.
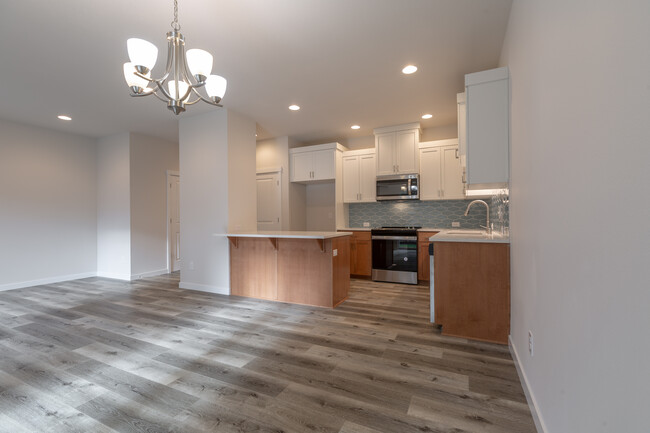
[396, 164, 399, 172]
[455, 149, 459, 159]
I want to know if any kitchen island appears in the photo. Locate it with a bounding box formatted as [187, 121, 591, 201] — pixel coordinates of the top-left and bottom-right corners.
[225, 231, 352, 308]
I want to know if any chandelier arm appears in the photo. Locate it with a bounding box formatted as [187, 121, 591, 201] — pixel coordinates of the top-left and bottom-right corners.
[153, 79, 175, 101]
[191, 91, 224, 107]
[149, 89, 170, 102]
[183, 96, 203, 106]
[134, 71, 155, 83]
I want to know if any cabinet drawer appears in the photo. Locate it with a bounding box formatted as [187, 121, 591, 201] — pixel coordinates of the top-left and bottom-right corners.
[351, 231, 371, 242]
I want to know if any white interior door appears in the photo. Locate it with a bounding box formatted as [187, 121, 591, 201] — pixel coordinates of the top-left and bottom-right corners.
[168, 173, 181, 272]
[257, 172, 281, 230]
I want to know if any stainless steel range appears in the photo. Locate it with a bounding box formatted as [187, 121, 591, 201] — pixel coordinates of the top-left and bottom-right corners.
[371, 226, 420, 285]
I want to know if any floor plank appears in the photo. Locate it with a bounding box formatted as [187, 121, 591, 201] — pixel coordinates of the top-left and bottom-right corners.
[0, 273, 535, 432]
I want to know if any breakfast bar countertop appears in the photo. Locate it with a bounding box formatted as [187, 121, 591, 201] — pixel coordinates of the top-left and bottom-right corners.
[220, 231, 352, 239]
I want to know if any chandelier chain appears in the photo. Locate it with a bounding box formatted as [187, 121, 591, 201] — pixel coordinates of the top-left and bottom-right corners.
[171, 0, 180, 31]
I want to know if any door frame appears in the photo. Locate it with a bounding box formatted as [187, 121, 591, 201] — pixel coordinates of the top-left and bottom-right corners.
[256, 167, 282, 230]
[166, 170, 180, 273]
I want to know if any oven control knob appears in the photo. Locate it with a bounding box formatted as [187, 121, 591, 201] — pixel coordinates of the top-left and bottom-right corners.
[404, 257, 408, 261]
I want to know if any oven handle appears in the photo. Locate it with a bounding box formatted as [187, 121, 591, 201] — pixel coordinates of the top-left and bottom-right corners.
[372, 235, 418, 241]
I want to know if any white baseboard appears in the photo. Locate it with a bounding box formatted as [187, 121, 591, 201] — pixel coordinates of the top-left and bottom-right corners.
[131, 268, 169, 280]
[0, 272, 97, 292]
[96, 271, 132, 281]
[179, 281, 229, 295]
[509, 335, 548, 433]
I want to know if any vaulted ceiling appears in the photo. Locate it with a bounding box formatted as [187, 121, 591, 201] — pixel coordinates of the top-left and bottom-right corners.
[0, 0, 512, 143]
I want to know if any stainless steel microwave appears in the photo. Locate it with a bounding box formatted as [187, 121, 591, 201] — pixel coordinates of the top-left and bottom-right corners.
[376, 174, 419, 201]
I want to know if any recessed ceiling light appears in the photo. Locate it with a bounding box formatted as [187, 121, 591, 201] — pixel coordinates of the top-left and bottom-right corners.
[421, 114, 433, 119]
[402, 65, 417, 74]
[351, 125, 360, 130]
[288, 105, 300, 111]
[57, 115, 72, 121]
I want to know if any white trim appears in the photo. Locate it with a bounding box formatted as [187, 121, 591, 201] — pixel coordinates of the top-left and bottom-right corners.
[96, 271, 132, 281]
[0, 272, 97, 291]
[179, 281, 230, 295]
[256, 166, 283, 175]
[342, 148, 375, 157]
[373, 122, 421, 135]
[509, 335, 548, 433]
[131, 268, 169, 280]
[289, 142, 347, 154]
[166, 169, 180, 176]
[419, 138, 459, 149]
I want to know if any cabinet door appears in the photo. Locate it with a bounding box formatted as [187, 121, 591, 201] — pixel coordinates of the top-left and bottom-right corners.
[441, 146, 465, 199]
[457, 92, 467, 170]
[312, 149, 336, 180]
[358, 154, 376, 202]
[349, 239, 358, 274]
[355, 240, 372, 277]
[342, 156, 360, 203]
[466, 77, 509, 184]
[291, 152, 312, 182]
[395, 130, 418, 174]
[419, 147, 442, 200]
[375, 133, 396, 176]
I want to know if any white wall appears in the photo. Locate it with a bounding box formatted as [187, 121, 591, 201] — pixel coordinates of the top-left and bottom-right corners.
[96, 133, 131, 280]
[0, 119, 97, 290]
[129, 133, 179, 278]
[179, 110, 256, 294]
[306, 183, 336, 231]
[227, 111, 257, 231]
[500, 1, 650, 432]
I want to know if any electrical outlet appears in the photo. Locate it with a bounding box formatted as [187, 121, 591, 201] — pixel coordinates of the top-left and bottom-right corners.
[528, 331, 534, 356]
[452, 222, 460, 228]
[333, 249, 338, 257]
[363, 222, 370, 227]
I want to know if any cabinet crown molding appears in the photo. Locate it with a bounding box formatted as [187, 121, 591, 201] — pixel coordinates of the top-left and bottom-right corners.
[373, 122, 421, 135]
[342, 148, 375, 157]
[465, 66, 509, 86]
[419, 138, 459, 149]
[289, 142, 347, 154]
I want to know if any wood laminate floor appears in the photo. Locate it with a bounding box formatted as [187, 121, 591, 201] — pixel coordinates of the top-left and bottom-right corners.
[0, 273, 536, 433]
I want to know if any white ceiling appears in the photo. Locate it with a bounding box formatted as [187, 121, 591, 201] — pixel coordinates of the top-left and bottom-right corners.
[0, 0, 512, 144]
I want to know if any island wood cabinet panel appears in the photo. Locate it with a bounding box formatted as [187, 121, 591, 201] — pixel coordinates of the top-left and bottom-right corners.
[417, 231, 438, 282]
[229, 235, 350, 308]
[374, 123, 421, 176]
[433, 241, 510, 344]
[419, 140, 465, 200]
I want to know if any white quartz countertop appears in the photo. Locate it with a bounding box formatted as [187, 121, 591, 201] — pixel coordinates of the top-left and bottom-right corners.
[430, 229, 510, 244]
[223, 231, 352, 239]
[338, 227, 371, 231]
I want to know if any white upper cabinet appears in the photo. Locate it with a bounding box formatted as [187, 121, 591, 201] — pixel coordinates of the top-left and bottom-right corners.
[290, 142, 345, 183]
[457, 92, 467, 173]
[419, 139, 465, 200]
[374, 123, 421, 176]
[464, 67, 510, 187]
[342, 150, 376, 203]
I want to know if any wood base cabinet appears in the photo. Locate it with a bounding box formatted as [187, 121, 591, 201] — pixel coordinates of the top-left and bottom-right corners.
[344, 230, 372, 277]
[433, 241, 510, 344]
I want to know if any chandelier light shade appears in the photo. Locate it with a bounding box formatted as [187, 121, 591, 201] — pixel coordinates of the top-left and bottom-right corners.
[123, 0, 227, 115]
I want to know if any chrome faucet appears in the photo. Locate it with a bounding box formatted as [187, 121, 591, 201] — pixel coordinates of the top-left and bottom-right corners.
[464, 200, 491, 234]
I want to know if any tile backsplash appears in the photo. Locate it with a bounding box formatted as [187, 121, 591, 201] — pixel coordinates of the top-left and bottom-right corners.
[349, 195, 510, 230]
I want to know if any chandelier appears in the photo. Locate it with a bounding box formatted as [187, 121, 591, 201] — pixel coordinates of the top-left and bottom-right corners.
[122, 0, 227, 115]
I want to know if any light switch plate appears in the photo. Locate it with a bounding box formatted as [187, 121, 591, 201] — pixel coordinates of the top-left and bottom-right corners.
[333, 249, 338, 257]
[363, 222, 370, 227]
[452, 222, 460, 227]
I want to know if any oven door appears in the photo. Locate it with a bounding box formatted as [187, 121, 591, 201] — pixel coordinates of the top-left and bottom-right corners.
[371, 235, 418, 284]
